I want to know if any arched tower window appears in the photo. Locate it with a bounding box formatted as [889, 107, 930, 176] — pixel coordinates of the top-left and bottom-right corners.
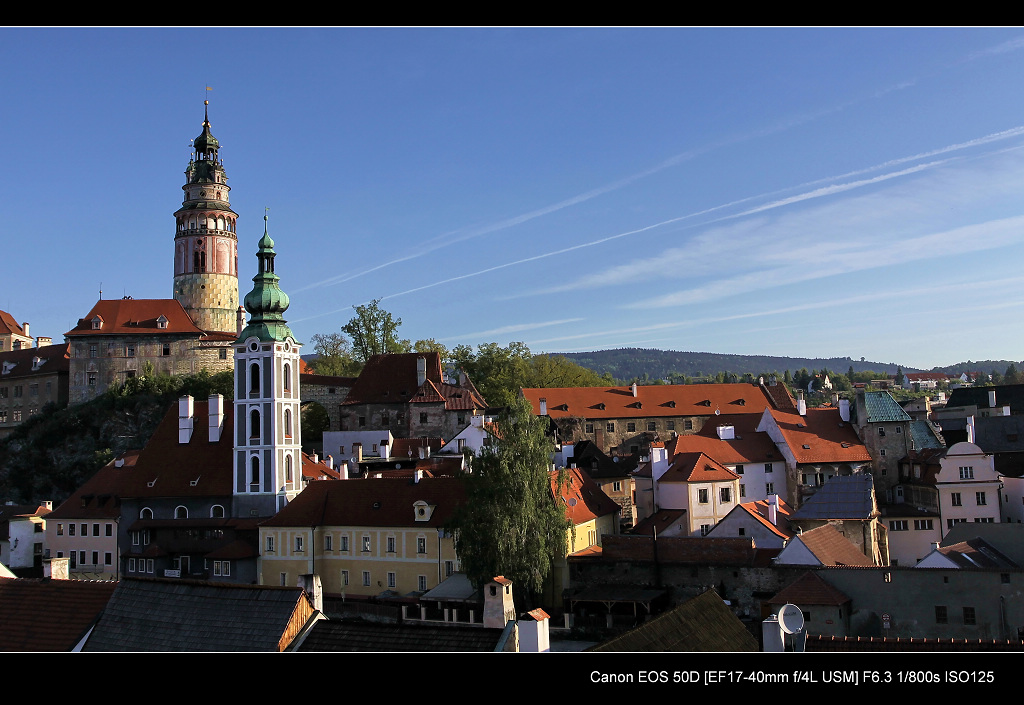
[250, 409, 260, 440]
[249, 363, 260, 397]
[211, 505, 225, 518]
[140, 507, 153, 519]
[283, 363, 291, 393]
[285, 454, 293, 483]
[175, 506, 188, 519]
[284, 409, 292, 439]
[250, 456, 260, 486]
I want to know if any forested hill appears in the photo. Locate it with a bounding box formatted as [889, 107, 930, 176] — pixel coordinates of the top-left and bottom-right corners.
[557, 349, 906, 383]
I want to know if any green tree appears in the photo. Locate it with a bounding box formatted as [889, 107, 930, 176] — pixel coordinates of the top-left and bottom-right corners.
[452, 342, 533, 408]
[308, 332, 363, 376]
[1005, 364, 1020, 385]
[895, 367, 905, 386]
[342, 299, 406, 362]
[448, 396, 569, 599]
[411, 338, 450, 366]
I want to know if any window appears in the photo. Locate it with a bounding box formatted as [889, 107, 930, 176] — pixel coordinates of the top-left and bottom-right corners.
[146, 559, 154, 574]
[69, 523, 76, 536]
[89, 344, 97, 358]
[975, 517, 995, 523]
[214, 560, 230, 576]
[914, 519, 934, 530]
[295, 536, 304, 552]
[959, 466, 974, 479]
[647, 422, 657, 431]
[963, 606, 976, 625]
[266, 536, 275, 552]
[738, 527, 746, 536]
[57, 523, 63, 536]
[951, 492, 962, 507]
[878, 427, 886, 436]
[419, 413, 428, 424]
[735, 464, 744, 475]
[627, 422, 636, 433]
[947, 518, 968, 529]
[211, 505, 225, 518]
[417, 537, 426, 554]
[888, 520, 908, 531]
[765, 482, 774, 495]
[445, 560, 455, 577]
[92, 551, 98, 566]
[895, 426, 902, 434]
[280, 573, 288, 586]
[162, 343, 171, 356]
[219, 348, 228, 360]
[105, 523, 113, 536]
[362, 571, 371, 587]
[739, 484, 746, 498]
[342, 570, 349, 586]
[387, 536, 396, 553]
[175, 506, 188, 519]
[976, 492, 987, 506]
[700, 524, 711, 536]
[418, 575, 428, 591]
[698, 489, 709, 504]
[667, 420, 675, 430]
[93, 523, 100, 536]
[128, 558, 136, 572]
[585, 423, 594, 433]
[125, 344, 136, 358]
[80, 523, 87, 536]
[606, 422, 615, 432]
[362, 536, 371, 552]
[764, 463, 773, 473]
[684, 419, 693, 430]
[935, 606, 948, 624]
[720, 487, 732, 503]
[612, 481, 622, 493]
[387, 572, 396, 588]
[340, 535, 349, 552]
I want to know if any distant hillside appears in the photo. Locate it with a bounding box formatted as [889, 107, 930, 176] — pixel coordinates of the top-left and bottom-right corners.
[558, 348, 907, 383]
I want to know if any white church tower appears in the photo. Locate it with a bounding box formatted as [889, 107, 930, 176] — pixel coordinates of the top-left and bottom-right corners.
[233, 216, 303, 517]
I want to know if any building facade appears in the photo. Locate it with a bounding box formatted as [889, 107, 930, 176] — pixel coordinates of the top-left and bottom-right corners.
[0, 343, 69, 437]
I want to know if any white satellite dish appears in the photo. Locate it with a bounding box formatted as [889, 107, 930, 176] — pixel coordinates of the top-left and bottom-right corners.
[778, 604, 805, 635]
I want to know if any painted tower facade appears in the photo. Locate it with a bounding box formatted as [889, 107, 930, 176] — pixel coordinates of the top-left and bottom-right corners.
[173, 101, 240, 334]
[233, 218, 303, 517]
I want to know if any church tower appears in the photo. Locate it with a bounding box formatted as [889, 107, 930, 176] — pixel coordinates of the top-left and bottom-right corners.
[173, 101, 240, 334]
[233, 217, 303, 517]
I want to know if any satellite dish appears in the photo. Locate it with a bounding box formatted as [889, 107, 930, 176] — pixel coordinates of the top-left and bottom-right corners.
[778, 604, 805, 635]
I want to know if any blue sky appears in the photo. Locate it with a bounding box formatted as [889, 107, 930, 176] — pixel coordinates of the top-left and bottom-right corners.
[4, 27, 1024, 370]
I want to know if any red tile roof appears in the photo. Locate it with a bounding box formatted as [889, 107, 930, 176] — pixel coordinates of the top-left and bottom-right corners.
[0, 578, 117, 651]
[343, 353, 486, 409]
[735, 498, 794, 539]
[0, 343, 69, 380]
[46, 451, 139, 520]
[669, 413, 780, 464]
[302, 452, 342, 481]
[768, 408, 871, 464]
[795, 524, 873, 566]
[522, 383, 777, 420]
[551, 466, 617, 525]
[66, 299, 205, 337]
[659, 451, 739, 483]
[118, 399, 234, 498]
[631, 509, 687, 536]
[770, 571, 851, 607]
[260, 477, 467, 528]
[0, 310, 27, 337]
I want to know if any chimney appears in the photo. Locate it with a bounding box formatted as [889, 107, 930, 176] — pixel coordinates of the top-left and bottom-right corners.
[518, 608, 551, 653]
[471, 414, 482, 428]
[483, 577, 516, 629]
[631, 383, 638, 397]
[767, 494, 778, 526]
[716, 424, 735, 440]
[417, 356, 427, 386]
[381, 440, 390, 460]
[36, 336, 52, 347]
[419, 446, 426, 460]
[178, 396, 194, 444]
[539, 397, 547, 416]
[22, 322, 29, 340]
[989, 390, 997, 408]
[414, 469, 422, 483]
[326, 455, 334, 470]
[839, 398, 850, 422]
[796, 395, 806, 417]
[208, 394, 224, 442]
[236, 306, 245, 336]
[967, 415, 976, 444]
[297, 574, 324, 613]
[353, 442, 363, 463]
[1003, 405, 1011, 417]
[312, 453, 318, 464]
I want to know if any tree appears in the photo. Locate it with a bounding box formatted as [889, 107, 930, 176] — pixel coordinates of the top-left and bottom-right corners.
[308, 332, 362, 376]
[448, 396, 569, 599]
[342, 299, 405, 362]
[895, 367, 905, 386]
[1005, 364, 1020, 385]
[452, 342, 533, 408]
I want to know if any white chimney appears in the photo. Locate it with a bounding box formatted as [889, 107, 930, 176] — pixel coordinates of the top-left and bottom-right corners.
[208, 394, 224, 442]
[326, 455, 334, 470]
[1003, 405, 1011, 417]
[414, 469, 422, 483]
[989, 390, 997, 408]
[353, 443, 363, 463]
[312, 453, 318, 464]
[631, 383, 638, 397]
[767, 494, 778, 526]
[417, 356, 427, 386]
[539, 397, 547, 416]
[419, 446, 427, 460]
[381, 440, 390, 460]
[236, 307, 245, 336]
[839, 399, 850, 422]
[471, 414, 482, 428]
[716, 424, 735, 440]
[967, 415, 976, 444]
[797, 398, 806, 416]
[178, 396, 194, 444]
[22, 322, 29, 339]
[36, 336, 52, 347]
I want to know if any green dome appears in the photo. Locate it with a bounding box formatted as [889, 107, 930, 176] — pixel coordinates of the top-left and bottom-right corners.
[237, 215, 298, 344]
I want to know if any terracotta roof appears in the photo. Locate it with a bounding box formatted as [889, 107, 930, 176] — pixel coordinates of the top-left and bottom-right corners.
[0, 343, 70, 380]
[630, 509, 687, 536]
[770, 570, 852, 606]
[659, 451, 739, 483]
[260, 477, 466, 528]
[118, 399, 234, 499]
[551, 466, 617, 525]
[46, 451, 139, 520]
[522, 383, 777, 420]
[760, 380, 798, 411]
[390, 437, 445, 460]
[904, 372, 949, 382]
[0, 577, 118, 651]
[735, 498, 794, 540]
[793, 524, 874, 566]
[343, 353, 486, 409]
[302, 452, 342, 481]
[0, 310, 27, 337]
[589, 589, 758, 652]
[666, 413, 780, 464]
[768, 408, 872, 464]
[66, 299, 206, 337]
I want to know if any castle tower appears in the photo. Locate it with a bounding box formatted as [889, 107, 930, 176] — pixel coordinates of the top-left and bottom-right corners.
[233, 217, 303, 517]
[173, 101, 240, 334]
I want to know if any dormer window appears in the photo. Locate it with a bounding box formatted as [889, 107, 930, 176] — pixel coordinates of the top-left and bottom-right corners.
[31, 357, 44, 371]
[413, 500, 436, 522]
[91, 316, 103, 330]
[156, 315, 168, 329]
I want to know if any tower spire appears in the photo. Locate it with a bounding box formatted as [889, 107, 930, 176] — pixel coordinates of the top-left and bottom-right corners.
[237, 214, 297, 343]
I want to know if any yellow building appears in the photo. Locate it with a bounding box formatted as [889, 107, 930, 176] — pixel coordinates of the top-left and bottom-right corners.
[259, 476, 465, 595]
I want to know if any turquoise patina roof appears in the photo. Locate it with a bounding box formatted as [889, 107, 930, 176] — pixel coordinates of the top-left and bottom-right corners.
[237, 216, 298, 344]
[863, 391, 912, 423]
